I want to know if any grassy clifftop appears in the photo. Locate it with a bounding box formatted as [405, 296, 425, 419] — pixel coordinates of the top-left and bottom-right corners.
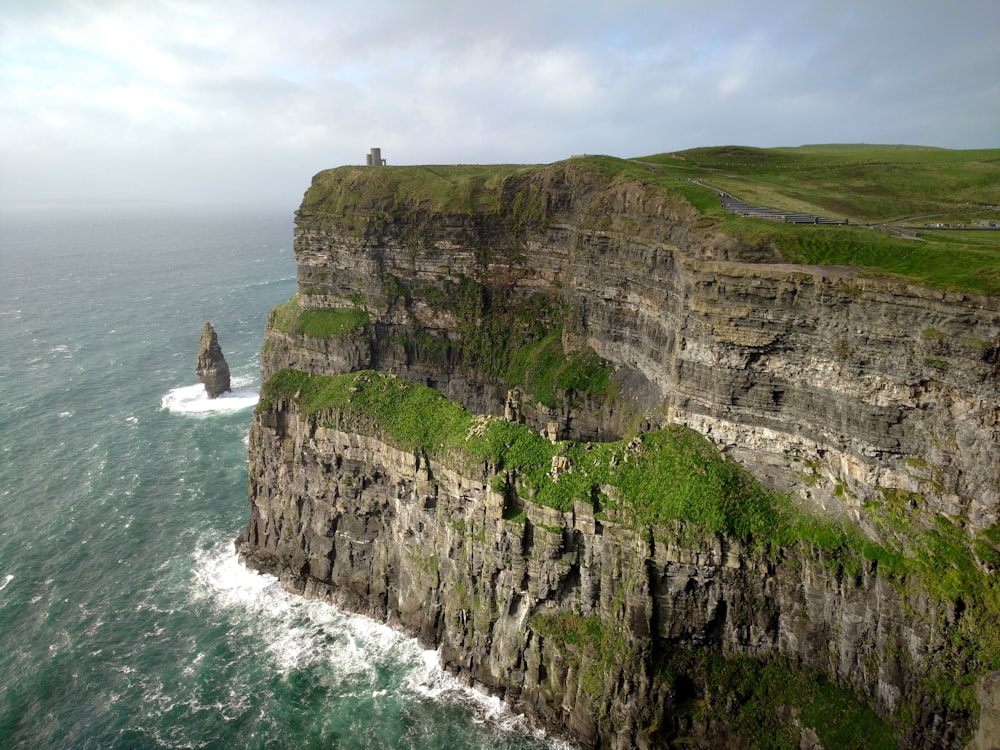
[642, 144, 1000, 223]
[300, 163, 536, 216]
[299, 146, 1000, 296]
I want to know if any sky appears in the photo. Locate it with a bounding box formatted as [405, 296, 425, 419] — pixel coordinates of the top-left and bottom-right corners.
[1, 0, 998, 212]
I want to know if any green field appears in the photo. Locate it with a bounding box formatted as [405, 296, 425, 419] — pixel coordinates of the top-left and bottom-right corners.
[304, 144, 1000, 296]
[630, 145, 1000, 296]
[639, 144, 1000, 223]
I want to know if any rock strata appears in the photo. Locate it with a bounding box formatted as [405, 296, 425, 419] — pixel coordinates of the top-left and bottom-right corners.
[196, 322, 230, 398]
[240, 160, 1000, 748]
[237, 395, 963, 749]
[266, 163, 1000, 533]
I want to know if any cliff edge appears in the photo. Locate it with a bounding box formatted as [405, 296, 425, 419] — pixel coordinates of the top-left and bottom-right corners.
[238, 158, 1000, 748]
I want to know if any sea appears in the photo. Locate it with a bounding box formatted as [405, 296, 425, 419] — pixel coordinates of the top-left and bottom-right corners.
[0, 208, 566, 750]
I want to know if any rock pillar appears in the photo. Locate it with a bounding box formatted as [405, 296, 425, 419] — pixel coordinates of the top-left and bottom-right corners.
[196, 322, 231, 398]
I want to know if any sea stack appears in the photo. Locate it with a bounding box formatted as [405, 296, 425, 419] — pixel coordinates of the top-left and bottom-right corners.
[195, 322, 231, 398]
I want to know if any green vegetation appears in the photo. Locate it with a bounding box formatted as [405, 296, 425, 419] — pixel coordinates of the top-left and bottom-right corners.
[299, 164, 545, 232]
[715, 219, 1000, 296]
[402, 274, 616, 409]
[531, 612, 636, 698]
[640, 144, 1000, 223]
[259, 369, 774, 537]
[259, 366, 1000, 722]
[635, 145, 1000, 296]
[268, 296, 369, 339]
[863, 492, 1000, 713]
[529, 613, 896, 747]
[663, 649, 898, 749]
[505, 331, 614, 408]
[301, 147, 1000, 295]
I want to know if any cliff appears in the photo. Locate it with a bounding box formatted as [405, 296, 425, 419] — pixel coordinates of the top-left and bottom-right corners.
[239, 158, 1000, 748]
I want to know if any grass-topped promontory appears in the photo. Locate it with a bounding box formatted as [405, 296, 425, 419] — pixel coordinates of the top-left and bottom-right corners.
[268, 296, 369, 338]
[301, 148, 1000, 296]
[636, 144, 1000, 296]
[301, 164, 539, 217]
[639, 144, 1000, 224]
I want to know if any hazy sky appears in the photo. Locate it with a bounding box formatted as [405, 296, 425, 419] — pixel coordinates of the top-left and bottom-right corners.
[2, 0, 998, 212]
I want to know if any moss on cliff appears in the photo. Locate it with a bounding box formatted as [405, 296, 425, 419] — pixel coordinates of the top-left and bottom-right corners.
[390, 271, 616, 409]
[268, 296, 369, 339]
[530, 612, 637, 701]
[662, 648, 899, 749]
[506, 331, 615, 408]
[259, 368, 777, 539]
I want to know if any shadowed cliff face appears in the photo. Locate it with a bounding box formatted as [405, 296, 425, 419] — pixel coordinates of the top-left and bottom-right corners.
[240, 161, 1000, 748]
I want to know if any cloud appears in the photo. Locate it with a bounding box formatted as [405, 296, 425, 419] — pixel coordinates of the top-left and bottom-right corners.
[1, 0, 997, 210]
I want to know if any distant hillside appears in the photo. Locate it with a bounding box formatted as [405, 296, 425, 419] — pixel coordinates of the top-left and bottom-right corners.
[640, 144, 1000, 223]
[628, 145, 1000, 296]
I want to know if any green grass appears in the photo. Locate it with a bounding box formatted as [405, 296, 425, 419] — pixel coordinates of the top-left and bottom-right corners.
[403, 274, 616, 409]
[268, 296, 369, 338]
[259, 369, 777, 535]
[719, 220, 1000, 296]
[634, 145, 1000, 296]
[639, 144, 1000, 224]
[301, 149, 1000, 296]
[300, 163, 540, 219]
[257, 369, 899, 553]
[505, 330, 615, 408]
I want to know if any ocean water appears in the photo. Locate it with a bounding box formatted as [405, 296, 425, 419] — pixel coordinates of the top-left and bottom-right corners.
[0, 209, 564, 750]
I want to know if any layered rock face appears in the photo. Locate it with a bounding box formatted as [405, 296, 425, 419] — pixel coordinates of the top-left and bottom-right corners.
[238, 399, 963, 748]
[265, 164, 1000, 532]
[196, 322, 231, 398]
[241, 162, 1000, 747]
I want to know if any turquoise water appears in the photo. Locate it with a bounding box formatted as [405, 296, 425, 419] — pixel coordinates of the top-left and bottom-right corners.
[0, 210, 563, 749]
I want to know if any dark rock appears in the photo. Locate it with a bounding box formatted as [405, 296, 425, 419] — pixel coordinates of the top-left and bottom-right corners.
[196, 322, 231, 398]
[236, 403, 961, 749]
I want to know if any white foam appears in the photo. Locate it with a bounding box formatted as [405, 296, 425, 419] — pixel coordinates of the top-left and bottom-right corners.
[160, 384, 258, 414]
[230, 374, 255, 389]
[0, 574, 13, 592]
[190, 545, 569, 747]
